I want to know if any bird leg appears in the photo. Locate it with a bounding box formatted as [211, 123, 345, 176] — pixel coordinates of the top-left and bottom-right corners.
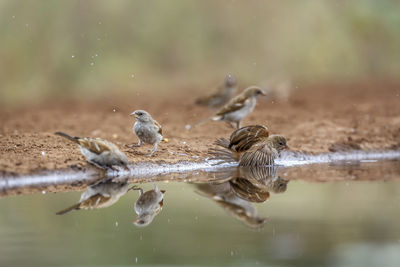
[236, 121, 241, 129]
[129, 139, 142, 148]
[225, 121, 236, 129]
[129, 185, 143, 194]
[148, 142, 159, 157]
[88, 161, 107, 170]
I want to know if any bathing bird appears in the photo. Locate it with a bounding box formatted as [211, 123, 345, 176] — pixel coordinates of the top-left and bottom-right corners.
[195, 86, 266, 129]
[55, 132, 129, 170]
[195, 182, 267, 228]
[56, 180, 130, 215]
[131, 183, 166, 227]
[195, 74, 238, 109]
[210, 125, 288, 166]
[130, 110, 167, 157]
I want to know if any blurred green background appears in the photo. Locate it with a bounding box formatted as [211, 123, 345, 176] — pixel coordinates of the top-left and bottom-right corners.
[1, 0, 400, 105]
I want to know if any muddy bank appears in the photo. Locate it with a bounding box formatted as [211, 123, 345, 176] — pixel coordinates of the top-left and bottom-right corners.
[0, 80, 399, 174]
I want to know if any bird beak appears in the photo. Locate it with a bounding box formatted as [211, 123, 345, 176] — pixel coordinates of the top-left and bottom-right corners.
[261, 90, 267, 96]
[130, 112, 139, 118]
[160, 190, 166, 194]
[284, 145, 290, 150]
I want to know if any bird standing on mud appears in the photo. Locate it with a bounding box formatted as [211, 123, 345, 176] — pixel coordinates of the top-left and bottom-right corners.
[55, 132, 129, 170]
[130, 110, 167, 157]
[210, 125, 288, 166]
[195, 74, 238, 109]
[195, 86, 266, 129]
[131, 183, 166, 227]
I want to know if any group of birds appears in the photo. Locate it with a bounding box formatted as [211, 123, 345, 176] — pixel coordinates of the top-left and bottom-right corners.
[54, 74, 289, 225]
[55, 74, 289, 170]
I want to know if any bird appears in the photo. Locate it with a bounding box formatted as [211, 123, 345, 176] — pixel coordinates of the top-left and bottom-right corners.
[131, 183, 166, 227]
[56, 180, 131, 215]
[210, 125, 288, 166]
[55, 132, 129, 170]
[195, 86, 266, 129]
[195, 74, 238, 109]
[130, 110, 167, 157]
[195, 182, 267, 228]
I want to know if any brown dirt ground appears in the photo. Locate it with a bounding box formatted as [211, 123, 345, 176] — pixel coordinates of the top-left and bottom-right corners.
[1, 80, 399, 175]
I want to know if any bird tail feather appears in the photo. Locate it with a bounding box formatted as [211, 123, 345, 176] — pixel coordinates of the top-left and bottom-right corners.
[55, 132, 80, 143]
[55, 203, 81, 215]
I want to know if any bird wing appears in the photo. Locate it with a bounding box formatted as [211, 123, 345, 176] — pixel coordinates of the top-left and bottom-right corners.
[79, 193, 112, 209]
[215, 94, 248, 116]
[229, 125, 269, 152]
[78, 138, 112, 155]
[153, 120, 163, 136]
[239, 143, 275, 167]
[229, 178, 270, 203]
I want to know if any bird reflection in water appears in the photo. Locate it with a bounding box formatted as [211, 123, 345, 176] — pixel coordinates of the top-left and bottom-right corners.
[56, 179, 131, 215]
[194, 166, 289, 228]
[131, 183, 166, 227]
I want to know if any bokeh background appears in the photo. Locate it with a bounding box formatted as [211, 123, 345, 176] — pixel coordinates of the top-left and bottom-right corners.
[1, 0, 400, 106]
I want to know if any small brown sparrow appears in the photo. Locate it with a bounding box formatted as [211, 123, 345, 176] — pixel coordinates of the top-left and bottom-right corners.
[131, 183, 166, 227]
[195, 86, 266, 129]
[55, 132, 129, 170]
[56, 180, 130, 215]
[195, 74, 238, 108]
[210, 125, 288, 166]
[130, 110, 166, 157]
[195, 183, 267, 228]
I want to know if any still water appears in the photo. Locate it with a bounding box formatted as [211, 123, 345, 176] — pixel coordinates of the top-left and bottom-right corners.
[0, 160, 400, 267]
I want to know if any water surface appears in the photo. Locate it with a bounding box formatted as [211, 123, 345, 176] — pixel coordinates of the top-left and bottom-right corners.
[1, 160, 400, 267]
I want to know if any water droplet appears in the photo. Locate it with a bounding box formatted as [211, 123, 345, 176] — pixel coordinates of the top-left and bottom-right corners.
[90, 62, 94, 66]
[135, 257, 138, 263]
[185, 124, 191, 130]
[41, 151, 46, 156]
[115, 221, 118, 227]
[182, 141, 186, 145]
[42, 190, 46, 194]
[71, 55, 75, 58]
[112, 108, 116, 112]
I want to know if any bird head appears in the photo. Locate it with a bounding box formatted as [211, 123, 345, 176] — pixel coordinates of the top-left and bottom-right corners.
[270, 176, 289, 194]
[268, 135, 289, 152]
[132, 213, 155, 227]
[130, 110, 152, 122]
[244, 86, 266, 98]
[224, 74, 237, 88]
